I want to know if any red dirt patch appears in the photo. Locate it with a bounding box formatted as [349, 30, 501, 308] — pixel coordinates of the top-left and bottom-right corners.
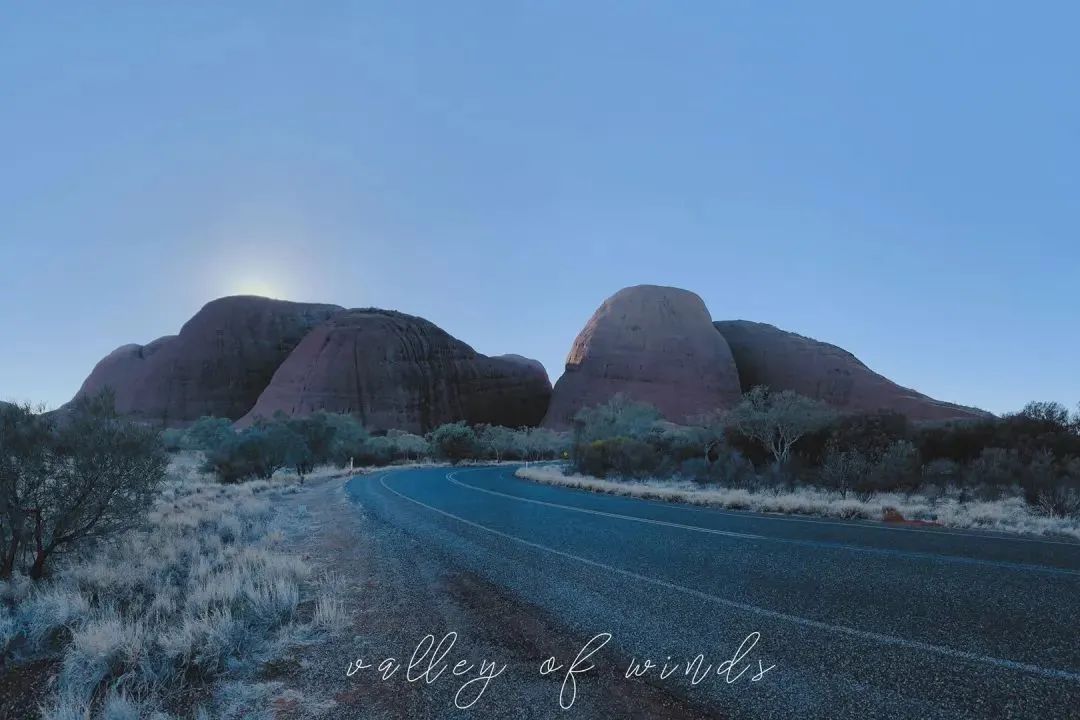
[0, 658, 60, 720]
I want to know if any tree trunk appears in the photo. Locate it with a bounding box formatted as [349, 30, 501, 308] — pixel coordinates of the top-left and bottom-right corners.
[1, 505, 24, 579]
[29, 551, 47, 580]
[28, 508, 47, 580]
[0, 538, 17, 579]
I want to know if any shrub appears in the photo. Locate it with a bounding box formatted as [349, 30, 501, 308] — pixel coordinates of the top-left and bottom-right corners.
[325, 414, 370, 466]
[521, 427, 570, 461]
[182, 417, 236, 453]
[575, 437, 659, 478]
[726, 387, 836, 467]
[477, 425, 521, 462]
[572, 394, 662, 443]
[805, 410, 912, 467]
[1, 393, 167, 580]
[922, 458, 960, 484]
[965, 447, 1023, 500]
[818, 445, 870, 499]
[1027, 454, 1080, 518]
[160, 428, 185, 452]
[385, 429, 430, 462]
[0, 402, 53, 578]
[204, 420, 308, 483]
[428, 422, 479, 464]
[285, 413, 342, 475]
[866, 439, 921, 495]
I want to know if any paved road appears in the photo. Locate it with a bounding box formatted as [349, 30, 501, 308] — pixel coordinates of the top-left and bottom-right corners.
[345, 465, 1080, 719]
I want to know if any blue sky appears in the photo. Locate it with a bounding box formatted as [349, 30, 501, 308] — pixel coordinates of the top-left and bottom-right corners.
[1, 3, 1077, 414]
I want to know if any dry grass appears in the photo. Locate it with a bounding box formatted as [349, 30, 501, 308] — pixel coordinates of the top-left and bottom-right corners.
[516, 466, 1080, 540]
[0, 454, 342, 719]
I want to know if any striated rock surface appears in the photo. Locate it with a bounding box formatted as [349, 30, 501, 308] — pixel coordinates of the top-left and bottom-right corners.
[713, 320, 989, 421]
[237, 309, 552, 432]
[72, 296, 343, 426]
[543, 285, 743, 428]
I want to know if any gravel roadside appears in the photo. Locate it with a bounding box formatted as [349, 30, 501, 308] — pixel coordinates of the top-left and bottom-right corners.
[271, 472, 718, 720]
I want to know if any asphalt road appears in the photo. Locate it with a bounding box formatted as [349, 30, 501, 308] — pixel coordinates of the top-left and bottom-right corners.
[344, 465, 1080, 719]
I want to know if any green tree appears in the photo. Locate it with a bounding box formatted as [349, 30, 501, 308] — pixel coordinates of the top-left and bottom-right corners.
[182, 416, 235, 452]
[428, 422, 479, 464]
[0, 402, 52, 578]
[573, 394, 662, 443]
[726, 387, 836, 467]
[3, 393, 167, 579]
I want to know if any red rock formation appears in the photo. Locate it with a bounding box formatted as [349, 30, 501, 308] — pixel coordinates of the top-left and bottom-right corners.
[72, 296, 343, 426]
[543, 285, 743, 428]
[237, 309, 552, 432]
[712, 320, 989, 421]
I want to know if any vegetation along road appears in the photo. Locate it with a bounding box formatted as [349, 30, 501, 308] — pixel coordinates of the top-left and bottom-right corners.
[345, 465, 1080, 720]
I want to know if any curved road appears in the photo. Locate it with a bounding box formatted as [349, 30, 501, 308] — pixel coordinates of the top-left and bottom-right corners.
[345, 465, 1080, 719]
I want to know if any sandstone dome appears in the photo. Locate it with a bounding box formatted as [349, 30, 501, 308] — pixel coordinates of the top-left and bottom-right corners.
[713, 320, 989, 422]
[71, 296, 343, 426]
[542, 285, 743, 428]
[238, 308, 552, 432]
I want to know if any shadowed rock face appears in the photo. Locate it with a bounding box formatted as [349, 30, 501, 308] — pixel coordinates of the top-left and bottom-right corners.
[713, 320, 990, 421]
[73, 296, 343, 426]
[543, 285, 743, 428]
[237, 309, 552, 432]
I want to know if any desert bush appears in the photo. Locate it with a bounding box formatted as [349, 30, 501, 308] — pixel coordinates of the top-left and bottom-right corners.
[922, 458, 960, 484]
[181, 416, 236, 453]
[521, 427, 570, 461]
[708, 449, 758, 487]
[726, 387, 836, 467]
[677, 457, 710, 480]
[384, 429, 431, 462]
[477, 425, 520, 462]
[1020, 401, 1073, 429]
[964, 447, 1023, 501]
[283, 412, 381, 475]
[573, 394, 662, 443]
[652, 425, 710, 467]
[802, 410, 911, 467]
[1024, 453, 1080, 518]
[9, 459, 340, 719]
[818, 445, 870, 499]
[575, 437, 660, 478]
[916, 405, 1080, 467]
[865, 439, 921, 496]
[208, 413, 433, 475]
[0, 401, 53, 578]
[324, 413, 370, 465]
[428, 422, 479, 464]
[160, 428, 185, 452]
[204, 419, 308, 483]
[0, 394, 167, 580]
[205, 431, 276, 483]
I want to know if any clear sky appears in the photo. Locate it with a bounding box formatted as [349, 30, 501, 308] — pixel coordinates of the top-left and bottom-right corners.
[1, 3, 1077, 414]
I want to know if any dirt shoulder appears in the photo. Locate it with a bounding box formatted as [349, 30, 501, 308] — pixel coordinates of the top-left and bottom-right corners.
[272, 473, 716, 720]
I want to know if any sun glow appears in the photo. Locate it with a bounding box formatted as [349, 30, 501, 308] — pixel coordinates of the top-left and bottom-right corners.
[231, 277, 285, 299]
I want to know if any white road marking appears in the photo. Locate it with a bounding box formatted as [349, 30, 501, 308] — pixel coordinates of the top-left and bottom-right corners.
[447, 472, 766, 541]
[447, 470, 1080, 576]
[376, 472, 1080, 684]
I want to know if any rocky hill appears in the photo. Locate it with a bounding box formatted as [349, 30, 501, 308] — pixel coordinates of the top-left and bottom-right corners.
[543, 285, 988, 427]
[71, 287, 987, 431]
[72, 296, 343, 426]
[542, 285, 743, 428]
[72, 298, 552, 431]
[237, 308, 551, 432]
[713, 320, 989, 421]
